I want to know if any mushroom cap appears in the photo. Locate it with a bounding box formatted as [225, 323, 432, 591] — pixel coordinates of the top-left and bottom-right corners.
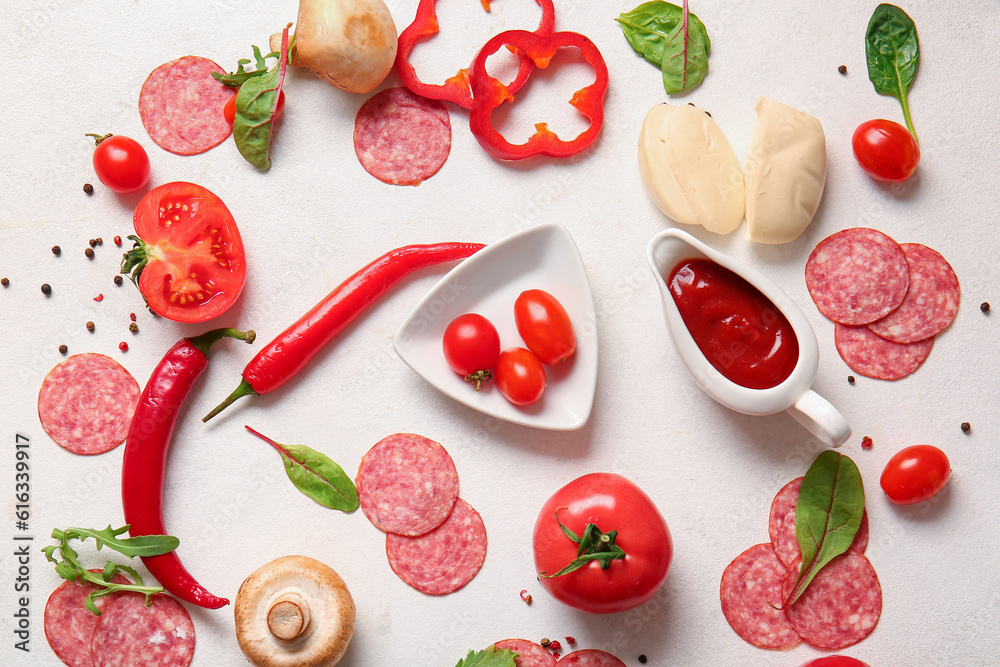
[235, 555, 356, 667]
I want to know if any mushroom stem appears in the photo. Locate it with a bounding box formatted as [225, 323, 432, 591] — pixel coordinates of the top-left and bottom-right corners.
[267, 592, 312, 641]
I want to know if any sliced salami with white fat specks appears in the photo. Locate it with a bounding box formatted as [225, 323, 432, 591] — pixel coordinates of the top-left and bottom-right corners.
[834, 323, 933, 380]
[554, 649, 628, 667]
[38, 354, 140, 455]
[868, 243, 960, 343]
[805, 228, 909, 325]
[386, 497, 486, 595]
[90, 593, 195, 667]
[493, 639, 557, 667]
[769, 477, 869, 568]
[720, 543, 801, 650]
[782, 551, 882, 650]
[354, 87, 451, 186]
[44, 570, 130, 667]
[356, 433, 459, 536]
[139, 56, 234, 155]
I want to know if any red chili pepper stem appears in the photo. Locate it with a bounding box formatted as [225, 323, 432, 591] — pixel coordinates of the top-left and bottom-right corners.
[122, 327, 256, 610]
[203, 377, 257, 422]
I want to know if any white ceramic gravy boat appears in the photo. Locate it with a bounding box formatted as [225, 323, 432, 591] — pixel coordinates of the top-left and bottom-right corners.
[646, 228, 850, 447]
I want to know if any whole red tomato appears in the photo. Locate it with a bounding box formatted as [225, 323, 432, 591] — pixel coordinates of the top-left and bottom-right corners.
[800, 657, 871, 667]
[121, 182, 247, 322]
[852, 119, 920, 183]
[533, 473, 672, 614]
[880, 444, 950, 505]
[442, 313, 500, 389]
[495, 347, 546, 406]
[514, 289, 576, 365]
[90, 133, 151, 193]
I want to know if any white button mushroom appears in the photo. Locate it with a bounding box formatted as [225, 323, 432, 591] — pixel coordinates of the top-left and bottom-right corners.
[235, 555, 356, 667]
[271, 0, 397, 94]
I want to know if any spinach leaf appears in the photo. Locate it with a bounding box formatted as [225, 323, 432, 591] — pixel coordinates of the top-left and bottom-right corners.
[233, 25, 291, 170]
[245, 426, 359, 512]
[617, 1, 711, 68]
[785, 450, 865, 605]
[659, 1, 710, 95]
[865, 3, 919, 139]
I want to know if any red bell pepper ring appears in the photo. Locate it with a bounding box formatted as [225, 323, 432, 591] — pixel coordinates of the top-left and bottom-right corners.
[394, 0, 555, 109]
[468, 30, 609, 160]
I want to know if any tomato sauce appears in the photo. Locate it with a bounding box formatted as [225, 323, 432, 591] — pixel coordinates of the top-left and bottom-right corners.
[668, 258, 798, 389]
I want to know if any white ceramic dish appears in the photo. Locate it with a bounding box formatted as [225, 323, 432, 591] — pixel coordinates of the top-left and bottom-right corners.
[646, 228, 851, 446]
[394, 223, 598, 430]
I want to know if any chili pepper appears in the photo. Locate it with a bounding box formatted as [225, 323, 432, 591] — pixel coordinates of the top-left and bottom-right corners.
[122, 327, 255, 609]
[395, 0, 555, 109]
[468, 30, 609, 160]
[203, 242, 483, 421]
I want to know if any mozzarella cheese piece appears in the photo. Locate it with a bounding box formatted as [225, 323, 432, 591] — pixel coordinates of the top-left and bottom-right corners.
[638, 103, 745, 235]
[743, 97, 827, 244]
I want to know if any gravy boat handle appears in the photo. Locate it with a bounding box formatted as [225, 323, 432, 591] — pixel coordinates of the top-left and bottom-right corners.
[786, 389, 851, 447]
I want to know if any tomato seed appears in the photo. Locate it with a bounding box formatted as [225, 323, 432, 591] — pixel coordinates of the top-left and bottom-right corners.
[118, 341, 129, 352]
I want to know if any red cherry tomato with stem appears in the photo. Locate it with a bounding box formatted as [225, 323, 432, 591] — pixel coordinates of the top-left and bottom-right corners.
[800, 657, 871, 667]
[880, 444, 950, 505]
[442, 313, 501, 390]
[88, 133, 150, 193]
[852, 119, 920, 183]
[514, 289, 576, 365]
[495, 347, 545, 406]
[533, 472, 672, 614]
[224, 90, 285, 126]
[121, 182, 246, 323]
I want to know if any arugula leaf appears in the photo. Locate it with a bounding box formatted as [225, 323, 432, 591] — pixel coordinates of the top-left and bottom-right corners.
[455, 647, 518, 667]
[865, 3, 919, 139]
[784, 451, 865, 605]
[617, 0, 711, 68]
[245, 426, 359, 512]
[212, 46, 279, 88]
[233, 24, 292, 170]
[42, 525, 178, 614]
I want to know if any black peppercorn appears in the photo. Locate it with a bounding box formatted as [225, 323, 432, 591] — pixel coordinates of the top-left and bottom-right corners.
[114, 275, 123, 286]
[0, 277, 8, 287]
[52, 245, 61, 256]
[848, 375, 856, 384]
[129, 322, 139, 334]
[96, 237, 103, 246]
[982, 302, 991, 313]
[83, 183, 94, 194]
[639, 656, 648, 664]
[961, 422, 971, 432]
[838, 65, 848, 74]
[86, 321, 95, 332]
[41, 283, 52, 295]
[89, 239, 98, 248]
[85, 248, 95, 259]
[59, 344, 68, 354]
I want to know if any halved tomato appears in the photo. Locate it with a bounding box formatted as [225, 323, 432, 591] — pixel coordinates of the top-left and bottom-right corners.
[121, 182, 246, 322]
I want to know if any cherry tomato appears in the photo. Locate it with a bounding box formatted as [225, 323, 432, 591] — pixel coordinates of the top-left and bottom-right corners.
[800, 657, 870, 667]
[514, 289, 576, 365]
[495, 347, 546, 406]
[442, 313, 501, 388]
[224, 90, 285, 126]
[122, 182, 246, 322]
[852, 119, 920, 183]
[90, 134, 150, 194]
[533, 473, 672, 614]
[880, 444, 950, 505]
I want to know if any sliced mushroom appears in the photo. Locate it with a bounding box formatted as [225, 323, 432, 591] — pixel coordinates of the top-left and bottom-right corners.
[235, 555, 355, 667]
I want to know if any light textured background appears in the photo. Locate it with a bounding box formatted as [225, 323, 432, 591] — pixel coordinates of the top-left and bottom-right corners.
[1, 1, 998, 665]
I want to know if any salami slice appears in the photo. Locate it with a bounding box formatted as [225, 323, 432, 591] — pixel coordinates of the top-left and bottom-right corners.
[835, 323, 933, 380]
[357, 433, 459, 536]
[353, 87, 451, 186]
[805, 228, 909, 325]
[386, 497, 486, 595]
[769, 477, 869, 568]
[139, 56, 234, 156]
[493, 639, 557, 667]
[782, 552, 882, 650]
[868, 243, 960, 344]
[38, 354, 140, 455]
[90, 593, 195, 667]
[44, 570, 130, 667]
[720, 543, 801, 650]
[554, 649, 628, 667]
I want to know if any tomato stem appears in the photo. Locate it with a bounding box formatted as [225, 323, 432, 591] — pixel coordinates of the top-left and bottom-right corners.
[463, 370, 493, 391]
[85, 132, 113, 145]
[539, 508, 626, 578]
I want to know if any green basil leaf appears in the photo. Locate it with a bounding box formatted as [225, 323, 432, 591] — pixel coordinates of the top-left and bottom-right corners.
[865, 3, 919, 138]
[233, 28, 291, 170]
[455, 647, 518, 667]
[786, 450, 865, 605]
[245, 426, 359, 512]
[617, 1, 711, 68]
[660, 12, 710, 96]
